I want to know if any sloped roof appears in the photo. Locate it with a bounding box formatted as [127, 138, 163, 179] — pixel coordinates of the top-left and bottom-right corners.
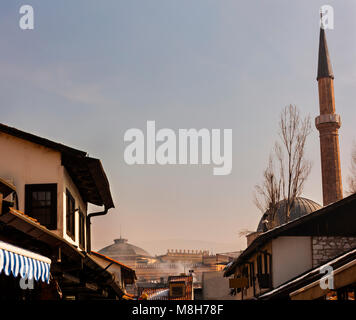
[0, 178, 16, 198]
[225, 193, 356, 277]
[0, 123, 114, 209]
[259, 248, 356, 299]
[91, 251, 137, 277]
[0, 203, 124, 298]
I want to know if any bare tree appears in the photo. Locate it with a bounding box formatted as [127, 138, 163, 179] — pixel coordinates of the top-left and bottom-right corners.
[253, 156, 281, 229]
[254, 105, 312, 228]
[347, 142, 356, 194]
[238, 229, 254, 238]
[276, 105, 312, 222]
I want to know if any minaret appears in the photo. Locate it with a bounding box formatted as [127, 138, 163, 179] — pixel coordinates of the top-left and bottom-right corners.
[315, 25, 343, 206]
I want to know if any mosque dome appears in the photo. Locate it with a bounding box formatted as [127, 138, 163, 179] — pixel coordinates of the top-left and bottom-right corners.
[256, 197, 322, 232]
[98, 238, 152, 264]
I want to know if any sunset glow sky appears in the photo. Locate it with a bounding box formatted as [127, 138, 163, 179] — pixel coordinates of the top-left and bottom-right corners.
[1, 0, 356, 255]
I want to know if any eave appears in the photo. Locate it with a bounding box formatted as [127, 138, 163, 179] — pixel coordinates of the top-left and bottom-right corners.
[224, 193, 356, 277]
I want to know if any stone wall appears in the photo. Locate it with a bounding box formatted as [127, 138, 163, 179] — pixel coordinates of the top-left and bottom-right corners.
[312, 236, 356, 267]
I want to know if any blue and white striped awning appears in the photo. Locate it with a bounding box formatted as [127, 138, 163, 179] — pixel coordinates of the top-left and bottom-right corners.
[0, 241, 51, 283]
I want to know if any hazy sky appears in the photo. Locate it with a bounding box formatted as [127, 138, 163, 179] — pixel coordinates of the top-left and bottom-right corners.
[1, 1, 356, 255]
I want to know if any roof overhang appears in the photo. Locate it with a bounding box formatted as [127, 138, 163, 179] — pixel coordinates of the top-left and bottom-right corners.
[83, 253, 125, 297]
[259, 248, 356, 300]
[0, 207, 85, 263]
[62, 155, 114, 209]
[90, 251, 137, 282]
[0, 123, 114, 210]
[290, 258, 356, 300]
[0, 178, 16, 198]
[224, 193, 356, 277]
[0, 206, 124, 298]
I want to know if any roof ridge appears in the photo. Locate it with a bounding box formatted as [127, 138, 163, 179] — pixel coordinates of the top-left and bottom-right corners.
[0, 123, 87, 156]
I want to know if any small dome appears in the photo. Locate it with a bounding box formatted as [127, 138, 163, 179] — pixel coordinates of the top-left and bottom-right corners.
[256, 197, 322, 232]
[98, 237, 152, 263]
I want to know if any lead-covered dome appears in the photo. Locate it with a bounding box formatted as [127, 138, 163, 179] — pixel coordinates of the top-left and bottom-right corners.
[257, 197, 322, 232]
[98, 238, 152, 264]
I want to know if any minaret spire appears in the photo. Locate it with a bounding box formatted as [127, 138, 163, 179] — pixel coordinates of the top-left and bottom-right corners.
[315, 23, 343, 206]
[317, 28, 334, 80]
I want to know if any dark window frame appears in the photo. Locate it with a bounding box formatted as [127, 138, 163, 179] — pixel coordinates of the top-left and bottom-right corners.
[242, 265, 250, 289]
[170, 282, 186, 298]
[249, 262, 255, 287]
[25, 183, 57, 230]
[79, 209, 85, 250]
[257, 254, 263, 275]
[66, 189, 75, 240]
[264, 253, 269, 274]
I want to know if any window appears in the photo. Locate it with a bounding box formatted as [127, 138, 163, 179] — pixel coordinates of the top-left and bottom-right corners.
[25, 184, 57, 230]
[249, 262, 255, 287]
[66, 190, 75, 240]
[257, 253, 271, 289]
[242, 266, 249, 288]
[171, 286, 184, 297]
[170, 283, 185, 298]
[79, 210, 85, 250]
[257, 255, 263, 275]
[264, 253, 269, 274]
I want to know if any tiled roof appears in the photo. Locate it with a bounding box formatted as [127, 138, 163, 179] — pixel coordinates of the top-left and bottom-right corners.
[91, 251, 136, 274]
[225, 193, 356, 277]
[9, 207, 41, 225]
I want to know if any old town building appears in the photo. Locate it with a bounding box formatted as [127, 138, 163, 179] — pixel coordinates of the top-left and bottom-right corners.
[0, 124, 135, 300]
[224, 194, 356, 300]
[99, 237, 237, 285]
[224, 24, 356, 301]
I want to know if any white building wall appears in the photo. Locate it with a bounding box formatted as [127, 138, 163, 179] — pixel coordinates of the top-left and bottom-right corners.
[0, 132, 87, 249]
[202, 271, 235, 300]
[272, 236, 312, 288]
[0, 133, 63, 237]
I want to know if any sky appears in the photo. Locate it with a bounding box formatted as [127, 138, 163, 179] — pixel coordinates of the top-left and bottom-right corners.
[0, 1, 356, 255]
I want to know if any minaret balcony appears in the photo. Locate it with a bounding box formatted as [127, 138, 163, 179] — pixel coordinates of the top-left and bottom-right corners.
[315, 114, 341, 129]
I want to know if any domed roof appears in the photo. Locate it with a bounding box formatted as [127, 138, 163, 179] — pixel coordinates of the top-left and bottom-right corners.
[98, 238, 152, 261]
[257, 197, 322, 232]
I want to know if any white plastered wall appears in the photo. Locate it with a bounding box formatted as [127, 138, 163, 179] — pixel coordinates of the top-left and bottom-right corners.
[272, 236, 312, 288]
[0, 132, 87, 249]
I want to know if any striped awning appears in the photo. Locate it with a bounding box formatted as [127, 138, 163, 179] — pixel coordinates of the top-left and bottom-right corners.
[0, 241, 51, 283]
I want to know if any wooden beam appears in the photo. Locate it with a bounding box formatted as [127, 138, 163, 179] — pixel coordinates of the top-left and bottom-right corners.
[290, 259, 356, 300]
[62, 273, 80, 284]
